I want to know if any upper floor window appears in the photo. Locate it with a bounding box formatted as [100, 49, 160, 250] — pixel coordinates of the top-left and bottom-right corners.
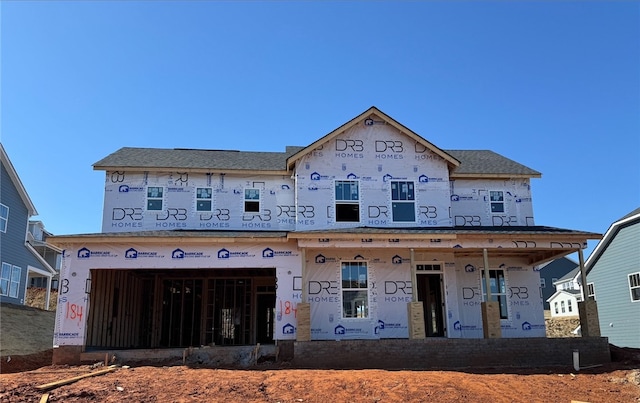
[335, 180, 359, 222]
[244, 189, 260, 213]
[567, 299, 573, 312]
[1, 263, 21, 298]
[196, 187, 213, 212]
[587, 282, 596, 300]
[629, 273, 640, 302]
[489, 191, 504, 213]
[341, 261, 368, 318]
[391, 181, 415, 222]
[146, 187, 164, 211]
[540, 278, 546, 288]
[0, 203, 8, 233]
[481, 269, 508, 319]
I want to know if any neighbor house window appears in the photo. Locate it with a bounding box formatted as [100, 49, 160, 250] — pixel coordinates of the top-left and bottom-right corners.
[0, 204, 8, 233]
[481, 269, 508, 319]
[196, 187, 212, 211]
[1, 263, 21, 298]
[587, 282, 596, 300]
[341, 261, 368, 318]
[540, 278, 546, 288]
[335, 180, 359, 222]
[146, 187, 164, 211]
[244, 189, 260, 213]
[561, 300, 565, 313]
[629, 273, 640, 302]
[554, 302, 559, 314]
[489, 191, 504, 213]
[567, 300, 573, 312]
[391, 181, 415, 222]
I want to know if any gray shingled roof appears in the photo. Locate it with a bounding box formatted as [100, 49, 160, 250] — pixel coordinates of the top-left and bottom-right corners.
[94, 146, 540, 177]
[93, 146, 304, 171]
[446, 150, 540, 177]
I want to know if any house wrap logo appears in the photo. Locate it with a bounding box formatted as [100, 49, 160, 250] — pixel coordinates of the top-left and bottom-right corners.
[453, 321, 477, 331]
[77, 247, 116, 259]
[374, 319, 404, 334]
[282, 323, 296, 335]
[262, 248, 295, 258]
[315, 254, 337, 264]
[217, 248, 252, 259]
[521, 321, 545, 331]
[392, 255, 403, 264]
[172, 248, 210, 259]
[419, 175, 444, 183]
[310, 172, 331, 181]
[125, 248, 163, 259]
[334, 325, 365, 335]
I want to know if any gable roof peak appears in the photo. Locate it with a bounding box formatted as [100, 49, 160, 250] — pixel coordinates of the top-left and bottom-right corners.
[286, 106, 460, 170]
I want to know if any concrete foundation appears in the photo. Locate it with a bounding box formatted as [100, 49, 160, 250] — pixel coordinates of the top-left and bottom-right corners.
[289, 337, 611, 370]
[55, 337, 611, 370]
[80, 344, 277, 368]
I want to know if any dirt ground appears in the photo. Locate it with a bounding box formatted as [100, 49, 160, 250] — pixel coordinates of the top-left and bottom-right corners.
[2, 296, 640, 402]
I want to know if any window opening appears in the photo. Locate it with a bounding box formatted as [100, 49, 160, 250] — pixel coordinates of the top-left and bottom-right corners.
[196, 187, 213, 211]
[335, 180, 360, 222]
[147, 187, 163, 211]
[481, 269, 508, 319]
[341, 261, 368, 318]
[244, 189, 260, 213]
[391, 181, 415, 222]
[489, 191, 504, 213]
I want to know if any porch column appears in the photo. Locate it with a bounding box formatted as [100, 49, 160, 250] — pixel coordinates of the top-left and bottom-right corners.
[296, 248, 311, 341]
[407, 249, 426, 339]
[577, 248, 600, 337]
[481, 248, 501, 339]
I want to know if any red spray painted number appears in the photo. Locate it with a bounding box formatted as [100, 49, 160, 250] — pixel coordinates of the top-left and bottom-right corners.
[65, 302, 83, 325]
[279, 300, 297, 318]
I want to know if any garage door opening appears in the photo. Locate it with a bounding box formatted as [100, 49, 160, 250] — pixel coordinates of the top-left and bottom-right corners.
[85, 268, 275, 350]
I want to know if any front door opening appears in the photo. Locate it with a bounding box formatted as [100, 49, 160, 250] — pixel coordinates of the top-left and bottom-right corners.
[416, 273, 445, 337]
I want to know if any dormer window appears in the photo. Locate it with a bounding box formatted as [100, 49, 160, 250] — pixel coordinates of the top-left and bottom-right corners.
[196, 187, 212, 211]
[244, 189, 260, 213]
[335, 180, 359, 222]
[489, 191, 504, 213]
[146, 187, 163, 211]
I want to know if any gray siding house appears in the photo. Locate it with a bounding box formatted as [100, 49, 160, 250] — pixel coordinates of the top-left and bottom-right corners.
[0, 144, 57, 309]
[538, 256, 578, 311]
[586, 208, 640, 348]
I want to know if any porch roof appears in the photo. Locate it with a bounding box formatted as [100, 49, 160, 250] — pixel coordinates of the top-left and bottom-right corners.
[49, 226, 601, 266]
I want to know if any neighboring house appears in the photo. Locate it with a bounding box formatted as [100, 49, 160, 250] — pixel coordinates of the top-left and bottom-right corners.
[0, 144, 58, 310]
[546, 267, 583, 318]
[585, 208, 640, 348]
[537, 256, 578, 311]
[49, 106, 601, 363]
[28, 220, 62, 290]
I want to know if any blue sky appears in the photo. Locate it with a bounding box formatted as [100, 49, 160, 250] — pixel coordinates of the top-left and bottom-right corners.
[1, 1, 638, 260]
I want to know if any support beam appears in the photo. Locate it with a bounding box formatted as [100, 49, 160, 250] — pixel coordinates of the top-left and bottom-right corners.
[481, 248, 501, 339]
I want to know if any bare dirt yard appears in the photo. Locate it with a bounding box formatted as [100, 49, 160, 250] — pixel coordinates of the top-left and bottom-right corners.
[1, 291, 639, 402]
